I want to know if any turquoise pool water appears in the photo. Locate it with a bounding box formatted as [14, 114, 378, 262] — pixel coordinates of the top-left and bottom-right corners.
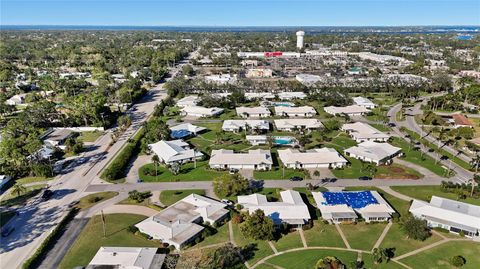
[273, 102, 294, 107]
[274, 136, 295, 145]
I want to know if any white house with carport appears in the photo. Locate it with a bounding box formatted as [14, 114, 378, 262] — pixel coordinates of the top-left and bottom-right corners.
[135, 194, 229, 249]
[181, 106, 224, 118]
[353, 97, 376, 109]
[278, 148, 347, 169]
[274, 106, 316, 117]
[222, 120, 270, 133]
[238, 190, 311, 227]
[344, 141, 402, 165]
[274, 118, 323, 132]
[236, 106, 271, 118]
[324, 105, 369, 116]
[409, 196, 480, 238]
[341, 122, 390, 142]
[209, 149, 272, 170]
[148, 140, 203, 165]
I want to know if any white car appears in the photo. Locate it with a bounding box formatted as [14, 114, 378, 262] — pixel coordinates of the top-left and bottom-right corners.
[221, 199, 234, 206]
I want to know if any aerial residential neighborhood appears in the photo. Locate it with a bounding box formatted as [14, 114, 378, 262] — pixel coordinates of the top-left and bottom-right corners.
[1, 1, 479, 269]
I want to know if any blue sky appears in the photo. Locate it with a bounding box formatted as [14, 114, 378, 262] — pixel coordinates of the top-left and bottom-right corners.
[1, 0, 479, 26]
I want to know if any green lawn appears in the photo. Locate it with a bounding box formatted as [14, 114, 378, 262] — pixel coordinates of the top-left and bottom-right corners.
[293, 187, 328, 205]
[0, 184, 46, 207]
[379, 223, 442, 256]
[59, 214, 160, 269]
[138, 161, 227, 182]
[232, 223, 274, 265]
[340, 222, 387, 251]
[191, 223, 230, 249]
[15, 176, 53, 185]
[78, 131, 103, 143]
[400, 241, 480, 269]
[375, 163, 423, 179]
[369, 123, 392, 132]
[272, 231, 303, 252]
[391, 137, 450, 177]
[303, 220, 346, 248]
[76, 192, 119, 210]
[159, 189, 206, 206]
[253, 168, 309, 180]
[0, 211, 16, 227]
[391, 185, 480, 206]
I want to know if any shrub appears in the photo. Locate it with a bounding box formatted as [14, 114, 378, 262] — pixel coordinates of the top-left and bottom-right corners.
[450, 255, 466, 267]
[128, 190, 152, 202]
[127, 225, 139, 234]
[88, 196, 101, 203]
[232, 214, 244, 224]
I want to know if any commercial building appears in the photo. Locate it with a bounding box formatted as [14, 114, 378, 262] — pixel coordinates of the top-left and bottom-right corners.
[274, 106, 316, 117]
[209, 149, 273, 170]
[324, 105, 369, 116]
[313, 191, 395, 223]
[341, 122, 390, 142]
[222, 120, 270, 133]
[409, 196, 480, 238]
[148, 140, 203, 165]
[296, 31, 305, 49]
[344, 141, 402, 165]
[135, 194, 229, 249]
[278, 148, 347, 169]
[236, 106, 271, 118]
[87, 247, 165, 269]
[274, 119, 323, 132]
[238, 190, 311, 227]
[180, 106, 224, 118]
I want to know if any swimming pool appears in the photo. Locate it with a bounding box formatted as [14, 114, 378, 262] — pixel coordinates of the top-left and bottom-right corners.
[274, 136, 296, 145]
[273, 102, 295, 107]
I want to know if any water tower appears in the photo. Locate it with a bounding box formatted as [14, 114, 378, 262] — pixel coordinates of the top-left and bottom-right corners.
[296, 30, 305, 49]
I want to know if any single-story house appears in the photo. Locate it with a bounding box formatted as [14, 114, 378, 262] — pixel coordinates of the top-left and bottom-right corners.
[148, 140, 203, 165]
[409, 196, 480, 238]
[278, 91, 307, 100]
[274, 106, 317, 117]
[313, 191, 395, 223]
[236, 106, 271, 118]
[324, 105, 369, 116]
[177, 95, 200, 107]
[238, 190, 311, 227]
[344, 141, 402, 165]
[135, 194, 229, 249]
[41, 129, 75, 150]
[181, 106, 224, 118]
[87, 247, 165, 269]
[27, 146, 55, 161]
[274, 118, 323, 132]
[245, 92, 276, 100]
[278, 148, 348, 169]
[222, 120, 270, 133]
[341, 122, 390, 142]
[246, 135, 268, 145]
[209, 149, 273, 170]
[450, 114, 474, 128]
[170, 123, 207, 139]
[352, 97, 376, 109]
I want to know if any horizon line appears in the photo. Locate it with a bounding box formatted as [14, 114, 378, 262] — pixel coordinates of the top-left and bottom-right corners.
[1, 24, 479, 28]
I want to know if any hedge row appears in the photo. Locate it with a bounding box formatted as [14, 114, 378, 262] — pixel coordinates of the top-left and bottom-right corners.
[101, 128, 144, 181]
[22, 208, 78, 269]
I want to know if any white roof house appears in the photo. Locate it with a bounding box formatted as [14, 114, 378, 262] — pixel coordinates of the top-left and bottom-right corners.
[148, 140, 203, 165]
[324, 105, 369, 116]
[238, 190, 311, 226]
[236, 106, 271, 118]
[204, 74, 237, 84]
[313, 191, 395, 223]
[278, 92, 307, 100]
[296, 74, 321, 86]
[341, 122, 390, 142]
[352, 97, 376, 109]
[181, 106, 224, 118]
[274, 106, 317, 117]
[409, 196, 480, 238]
[274, 119, 323, 131]
[135, 194, 229, 249]
[87, 247, 164, 269]
[245, 92, 276, 100]
[170, 123, 206, 135]
[42, 129, 74, 150]
[278, 148, 347, 169]
[222, 120, 270, 133]
[246, 135, 268, 145]
[177, 95, 200, 107]
[344, 141, 402, 165]
[209, 149, 273, 171]
[5, 94, 27, 106]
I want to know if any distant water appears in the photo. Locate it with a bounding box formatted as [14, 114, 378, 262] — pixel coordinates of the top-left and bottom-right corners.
[1, 25, 479, 34]
[456, 35, 474, 40]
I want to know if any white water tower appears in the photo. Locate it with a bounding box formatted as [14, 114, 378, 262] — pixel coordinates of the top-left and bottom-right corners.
[296, 30, 305, 49]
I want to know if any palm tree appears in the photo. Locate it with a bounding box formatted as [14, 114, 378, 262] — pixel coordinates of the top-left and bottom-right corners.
[11, 184, 27, 197]
[470, 155, 480, 173]
[152, 154, 160, 180]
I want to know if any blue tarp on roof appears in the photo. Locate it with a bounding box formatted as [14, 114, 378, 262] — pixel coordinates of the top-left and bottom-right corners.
[171, 129, 192, 139]
[322, 191, 378, 209]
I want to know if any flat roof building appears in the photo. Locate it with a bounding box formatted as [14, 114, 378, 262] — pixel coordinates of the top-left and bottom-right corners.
[274, 119, 323, 132]
[222, 120, 270, 133]
[236, 106, 271, 118]
[87, 247, 164, 269]
[274, 106, 316, 118]
[324, 105, 369, 116]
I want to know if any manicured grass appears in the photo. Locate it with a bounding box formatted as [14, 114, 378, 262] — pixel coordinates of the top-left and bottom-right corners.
[375, 163, 423, 179]
[0, 184, 46, 207]
[159, 189, 206, 206]
[400, 241, 480, 269]
[391, 137, 450, 177]
[255, 263, 278, 269]
[370, 123, 392, 132]
[232, 223, 274, 265]
[340, 222, 387, 251]
[139, 161, 227, 182]
[379, 223, 442, 256]
[118, 198, 163, 211]
[272, 231, 303, 252]
[58, 214, 160, 269]
[191, 223, 230, 249]
[76, 192, 119, 210]
[391, 185, 480, 206]
[0, 211, 16, 227]
[293, 187, 328, 205]
[344, 186, 411, 217]
[303, 220, 346, 248]
[253, 168, 309, 180]
[78, 131, 103, 143]
[15, 176, 53, 185]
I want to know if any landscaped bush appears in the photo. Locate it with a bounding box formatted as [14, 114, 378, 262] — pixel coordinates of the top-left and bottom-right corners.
[128, 190, 152, 202]
[450, 255, 466, 267]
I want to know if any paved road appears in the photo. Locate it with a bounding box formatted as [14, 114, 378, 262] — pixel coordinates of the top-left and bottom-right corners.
[0, 71, 177, 269]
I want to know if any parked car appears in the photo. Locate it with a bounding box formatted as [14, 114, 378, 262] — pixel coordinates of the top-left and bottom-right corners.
[221, 199, 234, 206]
[289, 176, 303, 181]
[388, 123, 396, 127]
[229, 168, 239, 175]
[321, 177, 337, 183]
[440, 155, 449, 160]
[358, 176, 372, 181]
